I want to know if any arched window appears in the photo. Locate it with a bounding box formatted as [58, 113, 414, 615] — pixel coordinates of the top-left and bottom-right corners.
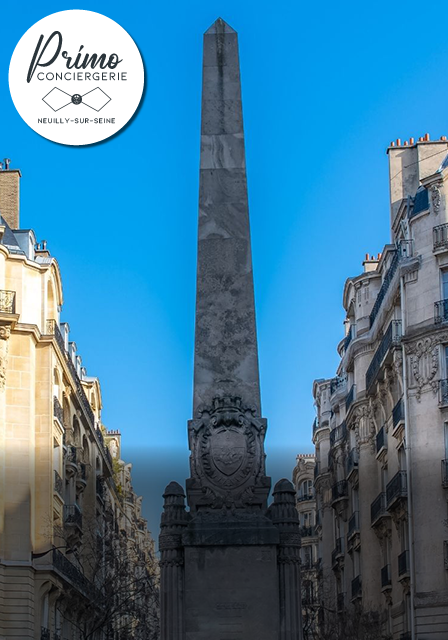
[72, 417, 80, 447]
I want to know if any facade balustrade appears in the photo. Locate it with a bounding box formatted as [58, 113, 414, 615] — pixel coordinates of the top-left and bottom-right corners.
[332, 480, 348, 503]
[54, 470, 63, 497]
[442, 459, 448, 487]
[64, 503, 82, 529]
[297, 491, 315, 502]
[0, 289, 16, 313]
[351, 575, 362, 599]
[330, 421, 347, 447]
[381, 564, 391, 588]
[371, 492, 388, 525]
[53, 396, 64, 424]
[376, 426, 386, 454]
[398, 549, 409, 577]
[392, 398, 404, 429]
[439, 379, 448, 406]
[366, 320, 402, 391]
[433, 223, 448, 252]
[435, 299, 448, 324]
[369, 241, 412, 328]
[345, 385, 356, 411]
[386, 471, 407, 508]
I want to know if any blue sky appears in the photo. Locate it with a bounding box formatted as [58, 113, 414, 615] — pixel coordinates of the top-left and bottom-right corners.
[2, 0, 448, 536]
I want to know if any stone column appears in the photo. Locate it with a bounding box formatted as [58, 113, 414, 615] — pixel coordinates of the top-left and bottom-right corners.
[159, 482, 189, 640]
[269, 479, 303, 640]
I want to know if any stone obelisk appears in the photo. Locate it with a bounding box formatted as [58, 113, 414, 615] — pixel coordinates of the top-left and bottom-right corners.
[159, 18, 303, 640]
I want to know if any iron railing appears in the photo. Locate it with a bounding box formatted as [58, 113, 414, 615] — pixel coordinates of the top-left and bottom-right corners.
[331, 537, 344, 566]
[398, 550, 409, 576]
[371, 492, 388, 525]
[366, 320, 402, 391]
[435, 299, 448, 324]
[40, 628, 50, 640]
[433, 223, 448, 251]
[392, 398, 404, 429]
[54, 470, 63, 496]
[369, 250, 400, 327]
[344, 327, 354, 351]
[439, 379, 448, 406]
[376, 426, 386, 454]
[332, 480, 348, 502]
[345, 385, 356, 411]
[52, 549, 96, 600]
[0, 289, 16, 313]
[442, 460, 448, 487]
[297, 493, 314, 502]
[348, 511, 359, 538]
[330, 421, 347, 447]
[381, 564, 391, 588]
[53, 396, 64, 424]
[64, 504, 82, 529]
[346, 448, 358, 477]
[330, 375, 347, 395]
[386, 471, 407, 508]
[299, 526, 315, 538]
[351, 575, 362, 599]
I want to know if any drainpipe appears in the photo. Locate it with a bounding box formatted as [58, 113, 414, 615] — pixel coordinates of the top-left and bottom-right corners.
[400, 274, 416, 640]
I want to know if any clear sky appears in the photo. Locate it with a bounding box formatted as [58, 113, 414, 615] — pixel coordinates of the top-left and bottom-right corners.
[2, 0, 448, 537]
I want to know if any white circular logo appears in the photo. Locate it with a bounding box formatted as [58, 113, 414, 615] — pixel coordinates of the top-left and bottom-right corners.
[9, 10, 144, 146]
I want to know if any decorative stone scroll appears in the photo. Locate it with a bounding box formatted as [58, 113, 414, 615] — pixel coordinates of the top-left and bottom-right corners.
[431, 182, 443, 214]
[0, 325, 11, 390]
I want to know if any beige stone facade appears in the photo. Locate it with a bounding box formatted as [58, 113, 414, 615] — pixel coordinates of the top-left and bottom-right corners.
[311, 135, 448, 640]
[0, 165, 158, 639]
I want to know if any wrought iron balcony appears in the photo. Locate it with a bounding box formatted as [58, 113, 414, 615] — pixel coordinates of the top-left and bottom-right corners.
[331, 537, 344, 567]
[64, 503, 82, 529]
[53, 396, 64, 424]
[330, 421, 347, 447]
[344, 327, 355, 351]
[297, 492, 314, 502]
[381, 564, 391, 589]
[0, 289, 16, 313]
[40, 628, 50, 640]
[369, 250, 400, 327]
[435, 299, 448, 324]
[299, 526, 315, 538]
[433, 223, 448, 252]
[351, 575, 362, 600]
[376, 426, 387, 455]
[386, 471, 407, 509]
[366, 320, 402, 391]
[371, 492, 388, 526]
[442, 460, 448, 487]
[330, 374, 347, 396]
[332, 480, 348, 503]
[54, 470, 63, 497]
[392, 398, 404, 430]
[439, 379, 448, 406]
[346, 448, 358, 479]
[345, 385, 356, 412]
[52, 549, 96, 600]
[398, 549, 409, 577]
[348, 511, 359, 539]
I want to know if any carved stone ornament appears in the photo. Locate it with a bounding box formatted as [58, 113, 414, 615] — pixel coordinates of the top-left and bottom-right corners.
[406, 336, 440, 401]
[431, 182, 443, 214]
[0, 325, 11, 390]
[352, 402, 376, 453]
[188, 396, 267, 509]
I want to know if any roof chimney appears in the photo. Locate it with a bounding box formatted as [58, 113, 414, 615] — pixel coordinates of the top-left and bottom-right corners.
[0, 159, 21, 229]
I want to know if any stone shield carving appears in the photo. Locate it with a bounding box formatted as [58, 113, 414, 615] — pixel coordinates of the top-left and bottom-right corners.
[210, 429, 246, 476]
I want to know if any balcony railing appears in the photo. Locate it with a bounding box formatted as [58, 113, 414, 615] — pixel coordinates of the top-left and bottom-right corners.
[330, 375, 347, 395]
[331, 537, 344, 566]
[376, 426, 386, 454]
[40, 628, 50, 640]
[392, 398, 404, 429]
[52, 549, 96, 600]
[345, 385, 356, 411]
[381, 564, 391, 588]
[53, 396, 64, 424]
[54, 470, 63, 496]
[386, 471, 407, 508]
[398, 549, 409, 577]
[299, 526, 315, 538]
[435, 299, 448, 324]
[439, 379, 448, 406]
[297, 492, 314, 502]
[348, 511, 359, 538]
[366, 320, 402, 391]
[371, 492, 388, 525]
[332, 480, 348, 503]
[351, 575, 362, 599]
[330, 421, 347, 447]
[442, 460, 448, 487]
[369, 250, 400, 327]
[64, 504, 82, 529]
[344, 327, 355, 351]
[433, 223, 448, 252]
[0, 289, 16, 313]
[346, 448, 358, 478]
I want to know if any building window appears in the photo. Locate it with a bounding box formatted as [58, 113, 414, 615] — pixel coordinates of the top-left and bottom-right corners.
[442, 270, 448, 300]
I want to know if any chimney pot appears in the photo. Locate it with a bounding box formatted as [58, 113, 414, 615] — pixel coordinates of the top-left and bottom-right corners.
[404, 140, 408, 146]
[425, 133, 430, 141]
[396, 138, 401, 146]
[391, 141, 395, 147]
[409, 137, 414, 144]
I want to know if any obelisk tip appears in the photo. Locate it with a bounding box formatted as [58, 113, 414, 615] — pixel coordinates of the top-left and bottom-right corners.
[204, 17, 237, 35]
